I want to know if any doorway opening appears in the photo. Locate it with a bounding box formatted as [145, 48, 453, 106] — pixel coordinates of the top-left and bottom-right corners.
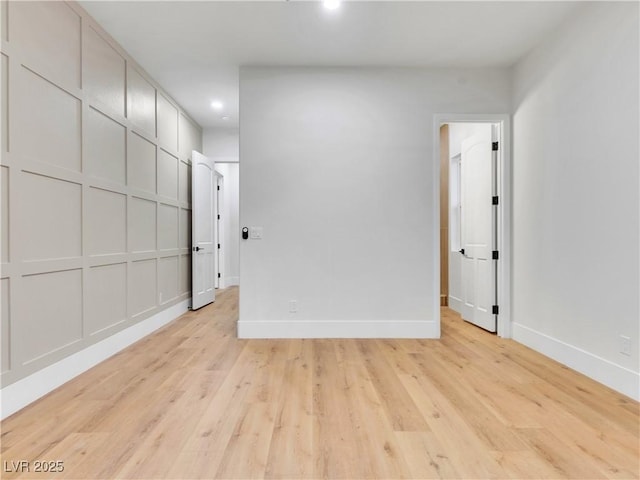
[435, 115, 511, 338]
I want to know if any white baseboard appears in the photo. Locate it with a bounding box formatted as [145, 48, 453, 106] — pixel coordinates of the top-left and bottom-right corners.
[448, 296, 462, 314]
[512, 322, 640, 401]
[238, 320, 439, 339]
[225, 276, 239, 287]
[0, 300, 190, 420]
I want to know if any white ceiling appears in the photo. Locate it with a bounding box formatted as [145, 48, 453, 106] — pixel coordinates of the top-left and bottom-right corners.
[79, 1, 581, 128]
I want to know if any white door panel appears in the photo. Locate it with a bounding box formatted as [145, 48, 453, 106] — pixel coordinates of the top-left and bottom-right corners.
[461, 125, 496, 332]
[191, 151, 215, 310]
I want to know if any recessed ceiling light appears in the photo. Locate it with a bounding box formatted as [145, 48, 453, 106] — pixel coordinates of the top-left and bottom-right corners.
[323, 0, 341, 11]
[221, 116, 229, 121]
[211, 100, 224, 110]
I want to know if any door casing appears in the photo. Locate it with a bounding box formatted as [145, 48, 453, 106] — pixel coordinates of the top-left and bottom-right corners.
[433, 114, 511, 338]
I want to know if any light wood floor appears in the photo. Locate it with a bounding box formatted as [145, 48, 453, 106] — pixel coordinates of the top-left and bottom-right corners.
[1, 287, 638, 479]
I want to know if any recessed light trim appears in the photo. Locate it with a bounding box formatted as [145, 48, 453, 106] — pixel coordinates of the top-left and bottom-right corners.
[323, 0, 341, 11]
[211, 100, 224, 111]
[221, 116, 230, 121]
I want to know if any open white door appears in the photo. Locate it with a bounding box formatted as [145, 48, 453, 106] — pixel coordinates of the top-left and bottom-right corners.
[191, 151, 215, 310]
[460, 125, 496, 332]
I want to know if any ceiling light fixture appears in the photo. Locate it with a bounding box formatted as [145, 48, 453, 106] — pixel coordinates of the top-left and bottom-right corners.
[211, 100, 224, 110]
[221, 116, 229, 121]
[323, 0, 341, 11]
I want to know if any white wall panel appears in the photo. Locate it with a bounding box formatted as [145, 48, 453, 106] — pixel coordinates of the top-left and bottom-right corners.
[8, 1, 81, 88]
[129, 259, 156, 317]
[1, 166, 8, 263]
[157, 94, 178, 153]
[83, 26, 125, 117]
[15, 67, 81, 171]
[180, 255, 190, 295]
[87, 187, 126, 256]
[129, 197, 156, 253]
[158, 149, 178, 200]
[1, 1, 7, 42]
[86, 263, 126, 335]
[159, 256, 179, 304]
[158, 204, 178, 251]
[21, 173, 81, 262]
[127, 67, 156, 137]
[127, 131, 156, 194]
[1, 278, 10, 373]
[21, 269, 82, 364]
[179, 160, 191, 204]
[179, 208, 191, 249]
[85, 107, 126, 184]
[1, 0, 202, 397]
[1, 54, 7, 153]
[179, 113, 200, 159]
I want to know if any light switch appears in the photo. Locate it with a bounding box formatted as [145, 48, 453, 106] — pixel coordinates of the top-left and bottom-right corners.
[250, 226, 263, 239]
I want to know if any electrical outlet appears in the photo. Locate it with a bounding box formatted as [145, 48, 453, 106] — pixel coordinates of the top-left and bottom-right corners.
[620, 335, 631, 356]
[289, 300, 298, 313]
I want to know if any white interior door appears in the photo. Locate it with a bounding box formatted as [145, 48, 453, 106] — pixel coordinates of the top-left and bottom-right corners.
[460, 126, 496, 332]
[191, 151, 216, 310]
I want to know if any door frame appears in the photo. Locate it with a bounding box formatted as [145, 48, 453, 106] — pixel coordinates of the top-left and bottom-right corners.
[433, 114, 512, 338]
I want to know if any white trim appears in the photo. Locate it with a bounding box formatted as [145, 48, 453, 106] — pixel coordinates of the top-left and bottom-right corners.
[238, 320, 439, 339]
[513, 323, 640, 401]
[0, 300, 190, 420]
[433, 114, 512, 338]
[448, 295, 462, 314]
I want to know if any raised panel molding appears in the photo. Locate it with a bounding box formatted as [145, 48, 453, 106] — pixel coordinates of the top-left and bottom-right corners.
[0, 0, 202, 408]
[20, 172, 82, 262]
[158, 203, 179, 250]
[127, 131, 157, 194]
[83, 26, 126, 117]
[1, 278, 10, 373]
[157, 94, 178, 153]
[158, 149, 178, 200]
[8, 1, 81, 89]
[1, 54, 7, 153]
[127, 66, 156, 138]
[129, 259, 157, 317]
[14, 67, 81, 172]
[159, 256, 179, 304]
[87, 187, 126, 256]
[21, 269, 83, 364]
[1, 166, 9, 263]
[85, 107, 126, 184]
[129, 197, 157, 253]
[86, 263, 127, 335]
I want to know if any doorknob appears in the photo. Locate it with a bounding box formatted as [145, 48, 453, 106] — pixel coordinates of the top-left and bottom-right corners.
[194, 246, 201, 252]
[459, 248, 465, 255]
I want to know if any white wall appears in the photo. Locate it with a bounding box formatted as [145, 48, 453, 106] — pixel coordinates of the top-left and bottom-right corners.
[203, 128, 240, 287]
[239, 67, 510, 338]
[0, 1, 202, 416]
[512, 2, 639, 399]
[203, 127, 239, 163]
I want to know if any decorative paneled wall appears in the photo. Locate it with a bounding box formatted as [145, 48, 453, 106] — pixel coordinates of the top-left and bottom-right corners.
[0, 1, 202, 387]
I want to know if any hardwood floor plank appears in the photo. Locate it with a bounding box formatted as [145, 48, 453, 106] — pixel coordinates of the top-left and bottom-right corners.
[1, 288, 637, 480]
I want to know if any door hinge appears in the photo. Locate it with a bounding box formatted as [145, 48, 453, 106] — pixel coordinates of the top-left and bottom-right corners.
[218, 272, 221, 279]
[492, 141, 499, 151]
[217, 214, 221, 220]
[217, 243, 221, 249]
[492, 305, 499, 315]
[492, 250, 499, 260]
[217, 185, 220, 191]
[492, 196, 499, 205]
